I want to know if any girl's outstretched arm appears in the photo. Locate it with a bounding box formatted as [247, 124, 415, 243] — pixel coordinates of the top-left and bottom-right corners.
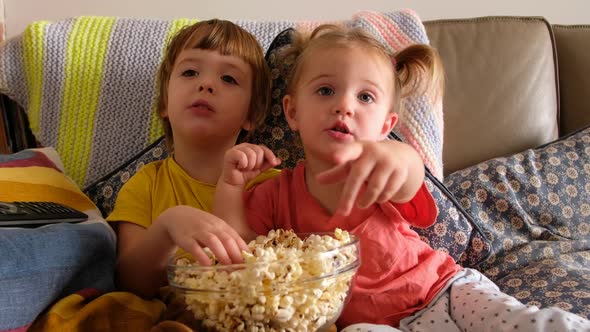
[317, 140, 425, 215]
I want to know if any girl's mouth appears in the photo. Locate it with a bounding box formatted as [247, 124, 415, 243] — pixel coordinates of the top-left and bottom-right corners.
[330, 121, 351, 134]
[327, 121, 353, 140]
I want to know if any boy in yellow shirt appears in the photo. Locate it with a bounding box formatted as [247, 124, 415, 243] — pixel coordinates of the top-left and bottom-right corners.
[107, 19, 280, 298]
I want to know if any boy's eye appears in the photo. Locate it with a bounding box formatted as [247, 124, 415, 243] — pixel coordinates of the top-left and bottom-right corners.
[317, 87, 334, 96]
[181, 69, 198, 77]
[221, 75, 238, 85]
[358, 93, 374, 103]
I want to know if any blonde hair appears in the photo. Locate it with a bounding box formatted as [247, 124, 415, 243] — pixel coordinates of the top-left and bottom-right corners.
[155, 19, 271, 152]
[282, 24, 444, 115]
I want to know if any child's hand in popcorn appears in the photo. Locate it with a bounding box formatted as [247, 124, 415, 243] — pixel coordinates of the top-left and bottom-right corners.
[316, 140, 425, 216]
[154, 205, 249, 266]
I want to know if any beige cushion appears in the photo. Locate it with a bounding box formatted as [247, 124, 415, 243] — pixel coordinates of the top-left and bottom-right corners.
[425, 17, 559, 175]
[553, 24, 590, 136]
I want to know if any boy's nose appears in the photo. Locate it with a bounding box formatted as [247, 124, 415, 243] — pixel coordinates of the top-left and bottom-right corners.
[197, 76, 215, 94]
[198, 84, 214, 94]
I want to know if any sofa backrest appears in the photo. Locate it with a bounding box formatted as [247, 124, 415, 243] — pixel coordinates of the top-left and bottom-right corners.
[424, 16, 560, 176]
[2, 14, 587, 181]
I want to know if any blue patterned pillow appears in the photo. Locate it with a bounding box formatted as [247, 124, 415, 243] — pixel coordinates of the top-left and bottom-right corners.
[444, 126, 590, 318]
[84, 137, 168, 217]
[386, 133, 491, 266]
[240, 28, 304, 167]
[423, 171, 491, 267]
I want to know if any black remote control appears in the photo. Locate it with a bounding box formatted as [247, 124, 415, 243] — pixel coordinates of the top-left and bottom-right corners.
[0, 201, 88, 227]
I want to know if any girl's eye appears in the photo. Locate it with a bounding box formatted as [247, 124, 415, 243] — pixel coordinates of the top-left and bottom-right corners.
[221, 75, 237, 84]
[358, 93, 374, 103]
[181, 69, 198, 77]
[317, 87, 334, 96]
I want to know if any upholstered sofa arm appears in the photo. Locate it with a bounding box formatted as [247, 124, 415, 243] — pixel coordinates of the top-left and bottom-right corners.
[553, 24, 590, 135]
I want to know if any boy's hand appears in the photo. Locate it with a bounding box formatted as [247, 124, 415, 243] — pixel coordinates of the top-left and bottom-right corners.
[316, 140, 423, 216]
[220, 143, 281, 187]
[156, 206, 249, 266]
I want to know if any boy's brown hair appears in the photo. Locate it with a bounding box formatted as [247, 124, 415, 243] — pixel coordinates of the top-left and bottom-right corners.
[155, 19, 271, 152]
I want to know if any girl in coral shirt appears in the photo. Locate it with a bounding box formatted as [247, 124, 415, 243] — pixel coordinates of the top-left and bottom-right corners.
[212, 25, 590, 332]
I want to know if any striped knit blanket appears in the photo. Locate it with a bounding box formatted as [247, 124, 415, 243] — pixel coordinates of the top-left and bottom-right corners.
[0, 10, 443, 189]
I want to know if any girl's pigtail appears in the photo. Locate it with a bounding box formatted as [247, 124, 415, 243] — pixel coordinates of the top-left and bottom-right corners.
[393, 44, 444, 103]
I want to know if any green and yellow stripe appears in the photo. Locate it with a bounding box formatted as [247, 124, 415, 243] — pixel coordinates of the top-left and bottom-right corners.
[58, 17, 115, 185]
[22, 20, 49, 136]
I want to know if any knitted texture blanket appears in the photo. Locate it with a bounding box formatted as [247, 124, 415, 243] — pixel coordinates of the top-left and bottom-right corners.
[0, 10, 443, 189]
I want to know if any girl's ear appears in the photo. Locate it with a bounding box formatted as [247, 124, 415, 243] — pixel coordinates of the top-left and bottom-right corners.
[242, 119, 253, 131]
[380, 112, 398, 139]
[283, 95, 299, 131]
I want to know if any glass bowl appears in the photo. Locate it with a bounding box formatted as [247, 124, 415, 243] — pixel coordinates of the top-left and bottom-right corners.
[167, 229, 360, 332]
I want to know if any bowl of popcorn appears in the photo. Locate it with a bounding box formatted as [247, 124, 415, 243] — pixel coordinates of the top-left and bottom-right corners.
[168, 228, 360, 332]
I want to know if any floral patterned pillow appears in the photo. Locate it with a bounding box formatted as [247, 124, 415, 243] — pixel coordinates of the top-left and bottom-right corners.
[84, 137, 168, 217]
[444, 126, 590, 319]
[240, 28, 304, 166]
[385, 133, 491, 267]
[423, 170, 491, 267]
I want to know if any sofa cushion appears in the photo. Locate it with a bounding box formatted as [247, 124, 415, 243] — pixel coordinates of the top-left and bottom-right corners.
[0, 147, 98, 213]
[424, 17, 559, 176]
[444, 126, 590, 317]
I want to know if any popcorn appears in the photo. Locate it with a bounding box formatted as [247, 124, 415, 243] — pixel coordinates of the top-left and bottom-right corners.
[170, 229, 359, 332]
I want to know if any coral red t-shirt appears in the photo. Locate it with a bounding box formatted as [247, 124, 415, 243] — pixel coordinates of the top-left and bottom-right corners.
[245, 162, 461, 327]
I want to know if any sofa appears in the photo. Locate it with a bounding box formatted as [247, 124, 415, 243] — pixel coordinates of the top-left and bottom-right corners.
[0, 10, 588, 331]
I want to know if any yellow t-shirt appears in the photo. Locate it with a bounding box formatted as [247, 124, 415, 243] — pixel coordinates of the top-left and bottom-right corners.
[106, 156, 279, 228]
